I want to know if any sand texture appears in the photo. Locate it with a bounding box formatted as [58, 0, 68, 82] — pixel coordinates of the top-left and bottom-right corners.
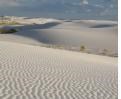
[0, 18, 118, 99]
[0, 41, 117, 99]
[0, 20, 118, 56]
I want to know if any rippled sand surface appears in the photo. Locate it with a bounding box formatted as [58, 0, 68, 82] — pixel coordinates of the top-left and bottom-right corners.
[0, 42, 117, 99]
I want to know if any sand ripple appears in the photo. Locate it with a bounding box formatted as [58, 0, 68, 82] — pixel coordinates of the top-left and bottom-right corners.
[0, 42, 117, 99]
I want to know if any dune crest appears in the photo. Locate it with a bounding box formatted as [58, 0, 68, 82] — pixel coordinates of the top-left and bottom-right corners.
[0, 19, 118, 56]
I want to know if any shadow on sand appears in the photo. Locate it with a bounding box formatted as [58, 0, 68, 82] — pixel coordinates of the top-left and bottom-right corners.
[8, 22, 61, 44]
[15, 22, 60, 30]
[90, 24, 117, 28]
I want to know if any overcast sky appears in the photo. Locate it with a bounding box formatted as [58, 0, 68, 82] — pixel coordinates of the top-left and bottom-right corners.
[0, 0, 118, 20]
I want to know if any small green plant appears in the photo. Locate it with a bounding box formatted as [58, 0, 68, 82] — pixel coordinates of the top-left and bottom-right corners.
[101, 49, 108, 55]
[0, 21, 19, 25]
[0, 28, 17, 34]
[80, 45, 86, 52]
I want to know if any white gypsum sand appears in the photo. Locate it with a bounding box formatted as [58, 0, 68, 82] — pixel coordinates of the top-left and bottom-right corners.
[0, 19, 117, 56]
[0, 41, 117, 99]
[0, 18, 118, 99]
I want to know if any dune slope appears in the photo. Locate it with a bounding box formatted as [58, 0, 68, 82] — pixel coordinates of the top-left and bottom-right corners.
[0, 41, 117, 99]
[0, 20, 117, 56]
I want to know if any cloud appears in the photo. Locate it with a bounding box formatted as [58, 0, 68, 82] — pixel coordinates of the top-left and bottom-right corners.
[81, 0, 88, 5]
[0, 0, 21, 6]
[0, 0, 86, 6]
[0, 0, 36, 6]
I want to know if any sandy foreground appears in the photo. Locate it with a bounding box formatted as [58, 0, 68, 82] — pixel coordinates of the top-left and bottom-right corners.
[0, 19, 118, 99]
[0, 41, 117, 99]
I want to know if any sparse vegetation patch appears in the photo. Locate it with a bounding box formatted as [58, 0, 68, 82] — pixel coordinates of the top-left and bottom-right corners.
[0, 28, 18, 34]
[80, 45, 86, 52]
[0, 21, 19, 25]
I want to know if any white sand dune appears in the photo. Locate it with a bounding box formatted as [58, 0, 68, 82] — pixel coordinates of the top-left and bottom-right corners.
[0, 20, 117, 56]
[0, 41, 117, 99]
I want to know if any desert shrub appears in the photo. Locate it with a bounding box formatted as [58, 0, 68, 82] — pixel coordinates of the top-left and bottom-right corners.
[0, 28, 17, 34]
[101, 49, 108, 55]
[80, 45, 86, 51]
